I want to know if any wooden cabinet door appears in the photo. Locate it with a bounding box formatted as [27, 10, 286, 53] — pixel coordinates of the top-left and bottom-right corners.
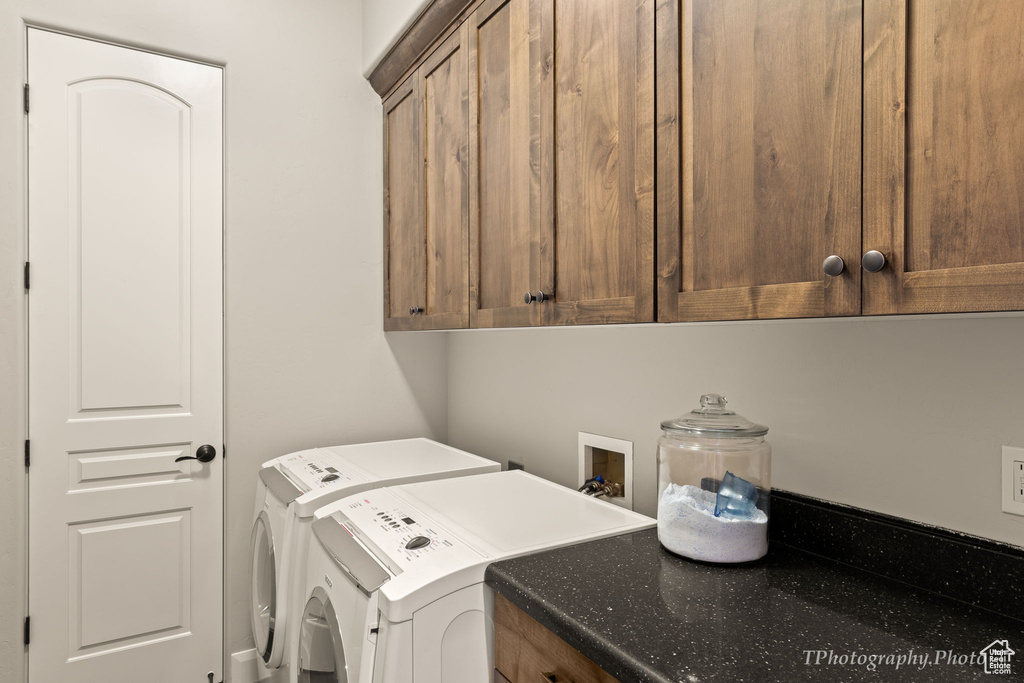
[422, 28, 471, 328]
[542, 0, 656, 325]
[656, 0, 862, 321]
[383, 31, 470, 331]
[383, 77, 426, 330]
[864, 0, 1024, 314]
[493, 594, 619, 683]
[468, 0, 544, 327]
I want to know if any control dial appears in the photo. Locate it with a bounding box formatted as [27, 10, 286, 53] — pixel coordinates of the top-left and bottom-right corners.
[405, 536, 431, 550]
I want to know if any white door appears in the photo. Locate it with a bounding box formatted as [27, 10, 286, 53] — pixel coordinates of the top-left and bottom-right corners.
[27, 28, 223, 683]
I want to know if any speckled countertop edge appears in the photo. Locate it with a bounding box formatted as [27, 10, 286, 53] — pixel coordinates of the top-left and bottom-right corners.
[488, 561, 676, 683]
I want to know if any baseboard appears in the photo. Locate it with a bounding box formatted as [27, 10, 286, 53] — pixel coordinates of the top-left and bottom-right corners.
[229, 649, 258, 683]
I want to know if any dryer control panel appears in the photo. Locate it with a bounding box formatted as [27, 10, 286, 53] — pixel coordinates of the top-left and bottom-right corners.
[338, 494, 473, 573]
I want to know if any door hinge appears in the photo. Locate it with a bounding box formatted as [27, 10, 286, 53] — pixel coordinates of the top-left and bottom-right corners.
[222, 444, 226, 460]
[23, 84, 29, 114]
[24, 439, 30, 468]
[24, 262, 30, 291]
[23, 616, 30, 646]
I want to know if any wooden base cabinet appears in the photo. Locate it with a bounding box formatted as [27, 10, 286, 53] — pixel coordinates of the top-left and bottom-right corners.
[494, 594, 620, 683]
[384, 28, 471, 331]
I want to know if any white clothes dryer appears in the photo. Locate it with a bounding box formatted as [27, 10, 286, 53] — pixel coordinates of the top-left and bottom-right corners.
[296, 470, 655, 683]
[249, 438, 499, 682]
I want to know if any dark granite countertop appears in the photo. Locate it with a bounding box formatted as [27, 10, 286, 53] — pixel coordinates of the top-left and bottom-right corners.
[485, 528, 1024, 682]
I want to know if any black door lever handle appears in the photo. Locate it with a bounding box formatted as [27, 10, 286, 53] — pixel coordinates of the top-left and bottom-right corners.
[176, 444, 217, 463]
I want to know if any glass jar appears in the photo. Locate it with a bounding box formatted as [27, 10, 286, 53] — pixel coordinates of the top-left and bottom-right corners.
[657, 394, 771, 563]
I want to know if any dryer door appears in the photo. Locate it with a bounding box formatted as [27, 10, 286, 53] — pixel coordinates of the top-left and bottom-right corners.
[298, 587, 351, 683]
[250, 510, 277, 663]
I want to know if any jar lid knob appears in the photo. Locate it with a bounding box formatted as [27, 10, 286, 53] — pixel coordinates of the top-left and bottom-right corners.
[700, 393, 727, 410]
[661, 393, 767, 436]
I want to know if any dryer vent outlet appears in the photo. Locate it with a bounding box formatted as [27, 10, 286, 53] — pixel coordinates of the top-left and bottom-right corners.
[578, 432, 633, 510]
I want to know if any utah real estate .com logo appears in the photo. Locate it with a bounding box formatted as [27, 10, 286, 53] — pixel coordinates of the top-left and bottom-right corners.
[981, 640, 1015, 676]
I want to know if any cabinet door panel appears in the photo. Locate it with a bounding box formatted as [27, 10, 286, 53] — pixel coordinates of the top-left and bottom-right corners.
[657, 0, 861, 321]
[493, 594, 619, 683]
[864, 0, 1024, 314]
[545, 0, 655, 325]
[423, 28, 470, 328]
[383, 79, 426, 329]
[469, 0, 543, 327]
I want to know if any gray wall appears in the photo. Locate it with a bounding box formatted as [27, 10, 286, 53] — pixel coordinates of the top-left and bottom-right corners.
[0, 1, 448, 680]
[448, 316, 1024, 547]
[360, 0, 432, 77]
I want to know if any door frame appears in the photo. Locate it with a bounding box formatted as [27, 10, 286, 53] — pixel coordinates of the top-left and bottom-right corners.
[20, 22, 228, 683]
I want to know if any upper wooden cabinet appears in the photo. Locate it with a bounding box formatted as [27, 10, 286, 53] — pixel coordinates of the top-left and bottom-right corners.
[863, 0, 1024, 314]
[383, 28, 470, 331]
[467, 0, 655, 327]
[656, 0, 863, 322]
[381, 0, 1024, 329]
[383, 78, 423, 329]
[468, 0, 542, 328]
[543, 0, 656, 325]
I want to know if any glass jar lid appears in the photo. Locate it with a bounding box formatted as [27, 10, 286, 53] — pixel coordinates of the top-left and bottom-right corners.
[661, 394, 768, 437]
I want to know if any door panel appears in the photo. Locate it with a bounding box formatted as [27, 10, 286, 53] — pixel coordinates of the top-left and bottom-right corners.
[383, 78, 426, 329]
[864, 0, 1024, 313]
[422, 27, 470, 328]
[546, 0, 655, 325]
[28, 28, 223, 683]
[657, 0, 862, 321]
[70, 510, 191, 653]
[71, 79, 191, 412]
[68, 443, 191, 492]
[469, 0, 544, 327]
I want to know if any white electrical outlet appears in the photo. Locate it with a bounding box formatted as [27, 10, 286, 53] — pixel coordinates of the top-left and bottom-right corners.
[1015, 461, 1024, 503]
[1002, 446, 1024, 516]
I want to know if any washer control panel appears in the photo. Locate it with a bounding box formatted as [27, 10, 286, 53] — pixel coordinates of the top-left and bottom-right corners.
[278, 449, 363, 492]
[339, 494, 468, 571]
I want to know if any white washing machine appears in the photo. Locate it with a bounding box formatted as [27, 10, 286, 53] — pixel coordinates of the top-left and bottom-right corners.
[296, 470, 655, 683]
[249, 438, 499, 682]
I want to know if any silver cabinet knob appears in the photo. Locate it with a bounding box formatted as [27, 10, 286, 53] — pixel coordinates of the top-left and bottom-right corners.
[523, 291, 551, 304]
[862, 250, 886, 273]
[408, 306, 424, 315]
[822, 255, 845, 277]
